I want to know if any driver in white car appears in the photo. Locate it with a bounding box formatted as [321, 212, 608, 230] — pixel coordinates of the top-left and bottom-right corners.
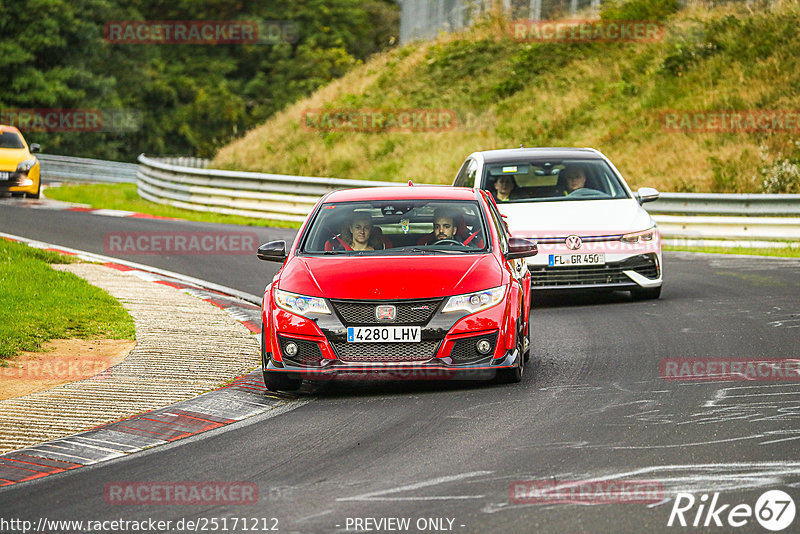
[560, 164, 588, 195]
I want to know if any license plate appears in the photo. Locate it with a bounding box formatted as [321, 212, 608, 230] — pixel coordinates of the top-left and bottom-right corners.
[347, 326, 421, 343]
[549, 253, 605, 266]
[0, 172, 9, 181]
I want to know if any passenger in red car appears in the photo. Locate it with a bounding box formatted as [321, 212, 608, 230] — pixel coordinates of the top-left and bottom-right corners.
[326, 212, 388, 251]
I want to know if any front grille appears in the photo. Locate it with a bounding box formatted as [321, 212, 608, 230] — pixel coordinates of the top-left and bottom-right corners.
[531, 254, 659, 287]
[332, 341, 440, 362]
[450, 333, 498, 364]
[278, 336, 324, 366]
[330, 298, 442, 325]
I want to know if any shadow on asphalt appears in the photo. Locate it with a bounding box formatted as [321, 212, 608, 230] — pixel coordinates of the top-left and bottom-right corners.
[532, 289, 637, 309]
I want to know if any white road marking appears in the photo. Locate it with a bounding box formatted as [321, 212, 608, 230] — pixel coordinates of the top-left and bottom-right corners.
[337, 471, 492, 502]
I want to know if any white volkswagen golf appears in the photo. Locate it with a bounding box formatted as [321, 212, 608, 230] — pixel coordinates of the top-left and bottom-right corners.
[453, 147, 663, 299]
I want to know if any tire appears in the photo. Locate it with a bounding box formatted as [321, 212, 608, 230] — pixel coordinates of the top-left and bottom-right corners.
[496, 356, 523, 384]
[262, 370, 302, 392]
[631, 286, 662, 300]
[521, 318, 531, 363]
[496, 322, 525, 384]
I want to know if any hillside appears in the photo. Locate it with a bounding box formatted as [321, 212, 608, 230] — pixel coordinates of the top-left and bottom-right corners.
[212, 1, 800, 193]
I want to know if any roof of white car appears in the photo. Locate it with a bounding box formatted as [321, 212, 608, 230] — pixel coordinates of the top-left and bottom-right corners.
[476, 147, 605, 163]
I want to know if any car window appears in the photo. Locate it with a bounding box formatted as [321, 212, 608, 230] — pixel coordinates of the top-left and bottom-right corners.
[483, 192, 508, 255]
[0, 131, 25, 149]
[481, 158, 630, 202]
[300, 199, 489, 255]
[453, 158, 478, 187]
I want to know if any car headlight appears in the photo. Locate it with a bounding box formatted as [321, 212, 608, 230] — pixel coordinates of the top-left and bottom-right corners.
[442, 286, 505, 314]
[620, 227, 657, 244]
[274, 289, 330, 317]
[16, 158, 37, 173]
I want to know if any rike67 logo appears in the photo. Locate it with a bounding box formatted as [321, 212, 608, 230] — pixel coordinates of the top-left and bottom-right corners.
[668, 490, 795, 531]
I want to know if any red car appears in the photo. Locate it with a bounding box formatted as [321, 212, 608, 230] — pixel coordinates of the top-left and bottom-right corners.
[257, 185, 537, 391]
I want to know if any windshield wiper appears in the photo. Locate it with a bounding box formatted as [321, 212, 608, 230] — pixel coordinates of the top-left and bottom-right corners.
[395, 246, 462, 254]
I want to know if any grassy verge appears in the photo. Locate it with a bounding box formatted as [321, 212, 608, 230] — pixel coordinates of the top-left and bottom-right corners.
[0, 239, 136, 363]
[664, 245, 800, 258]
[44, 183, 301, 229]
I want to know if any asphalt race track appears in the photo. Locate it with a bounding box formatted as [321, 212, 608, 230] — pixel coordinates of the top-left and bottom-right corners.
[2, 201, 800, 533]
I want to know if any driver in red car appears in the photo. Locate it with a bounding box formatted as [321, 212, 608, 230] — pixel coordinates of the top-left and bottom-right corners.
[433, 208, 457, 241]
[421, 208, 482, 247]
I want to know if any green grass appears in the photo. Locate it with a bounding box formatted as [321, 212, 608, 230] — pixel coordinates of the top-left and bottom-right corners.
[0, 239, 136, 362]
[44, 183, 301, 229]
[665, 245, 800, 258]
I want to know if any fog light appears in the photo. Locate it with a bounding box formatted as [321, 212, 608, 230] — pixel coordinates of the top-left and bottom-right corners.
[284, 342, 298, 357]
[476, 339, 492, 355]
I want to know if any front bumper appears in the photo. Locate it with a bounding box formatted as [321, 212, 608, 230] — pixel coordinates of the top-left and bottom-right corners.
[262, 292, 521, 381]
[528, 253, 662, 290]
[263, 348, 520, 381]
[0, 169, 39, 195]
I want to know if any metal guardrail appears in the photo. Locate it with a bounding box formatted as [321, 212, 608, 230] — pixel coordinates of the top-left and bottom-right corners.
[137, 154, 400, 222]
[136, 154, 800, 244]
[38, 154, 138, 183]
[647, 193, 800, 217]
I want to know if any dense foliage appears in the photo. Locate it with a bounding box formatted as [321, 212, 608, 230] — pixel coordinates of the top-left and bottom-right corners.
[0, 0, 398, 160]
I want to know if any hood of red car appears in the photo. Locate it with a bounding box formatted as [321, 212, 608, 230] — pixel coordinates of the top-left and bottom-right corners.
[278, 254, 503, 300]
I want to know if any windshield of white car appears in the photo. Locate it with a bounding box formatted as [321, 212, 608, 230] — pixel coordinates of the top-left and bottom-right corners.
[481, 158, 630, 203]
[299, 200, 489, 255]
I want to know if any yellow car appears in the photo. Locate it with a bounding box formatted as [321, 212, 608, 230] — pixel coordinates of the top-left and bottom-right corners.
[0, 125, 41, 198]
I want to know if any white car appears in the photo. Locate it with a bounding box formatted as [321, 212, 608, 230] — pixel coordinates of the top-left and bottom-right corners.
[453, 147, 663, 299]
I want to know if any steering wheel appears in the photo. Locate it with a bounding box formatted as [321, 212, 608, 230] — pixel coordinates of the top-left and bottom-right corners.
[432, 239, 463, 246]
[566, 187, 590, 196]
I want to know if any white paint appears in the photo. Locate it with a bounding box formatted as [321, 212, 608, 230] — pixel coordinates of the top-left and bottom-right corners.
[338, 471, 491, 502]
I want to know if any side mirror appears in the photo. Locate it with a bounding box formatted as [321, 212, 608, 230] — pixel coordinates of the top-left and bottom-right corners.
[636, 187, 659, 204]
[256, 241, 287, 262]
[30, 143, 41, 153]
[506, 237, 538, 260]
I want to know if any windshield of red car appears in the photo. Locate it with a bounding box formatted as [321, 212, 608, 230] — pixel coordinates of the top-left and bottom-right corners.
[300, 200, 489, 255]
[480, 158, 630, 202]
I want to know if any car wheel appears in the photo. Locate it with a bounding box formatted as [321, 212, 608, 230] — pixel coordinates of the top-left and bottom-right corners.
[521, 317, 531, 363]
[496, 356, 523, 384]
[496, 325, 524, 384]
[262, 370, 302, 392]
[631, 286, 662, 300]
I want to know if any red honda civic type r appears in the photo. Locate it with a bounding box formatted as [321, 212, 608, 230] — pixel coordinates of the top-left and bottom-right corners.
[257, 185, 538, 391]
